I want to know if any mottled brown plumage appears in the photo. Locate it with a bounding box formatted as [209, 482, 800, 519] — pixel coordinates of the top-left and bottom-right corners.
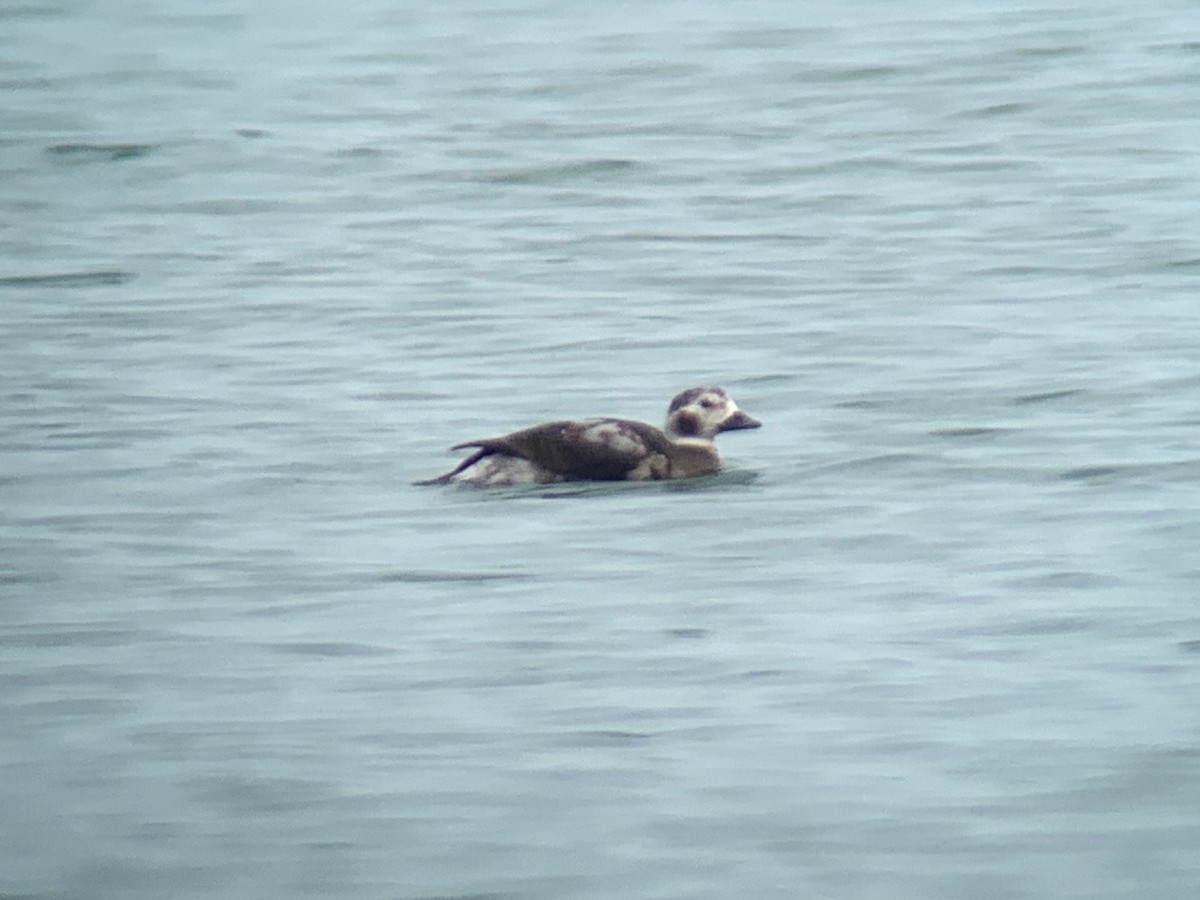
[416, 386, 759, 486]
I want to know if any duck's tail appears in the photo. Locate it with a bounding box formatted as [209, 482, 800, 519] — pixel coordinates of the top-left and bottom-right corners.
[412, 445, 491, 486]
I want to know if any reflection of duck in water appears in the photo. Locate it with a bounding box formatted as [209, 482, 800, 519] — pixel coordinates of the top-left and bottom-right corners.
[416, 386, 761, 486]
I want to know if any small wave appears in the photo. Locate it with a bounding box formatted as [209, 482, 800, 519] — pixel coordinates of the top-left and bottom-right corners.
[805, 63, 911, 82]
[929, 426, 1011, 439]
[1055, 459, 1200, 484]
[1012, 388, 1084, 405]
[1003, 572, 1122, 592]
[377, 569, 527, 583]
[0, 627, 143, 648]
[665, 627, 709, 640]
[45, 142, 153, 161]
[0, 269, 133, 287]
[264, 641, 396, 658]
[1162, 257, 1200, 270]
[565, 729, 654, 747]
[0, 569, 54, 585]
[809, 452, 930, 475]
[954, 101, 1033, 119]
[1056, 464, 1126, 482]
[479, 158, 636, 184]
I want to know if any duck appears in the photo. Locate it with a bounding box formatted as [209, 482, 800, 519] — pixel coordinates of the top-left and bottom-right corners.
[415, 385, 761, 486]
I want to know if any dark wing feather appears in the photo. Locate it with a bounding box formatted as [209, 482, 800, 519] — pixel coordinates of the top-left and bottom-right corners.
[453, 418, 672, 481]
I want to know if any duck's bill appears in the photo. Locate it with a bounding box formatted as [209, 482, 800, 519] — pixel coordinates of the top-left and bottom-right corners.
[718, 411, 762, 432]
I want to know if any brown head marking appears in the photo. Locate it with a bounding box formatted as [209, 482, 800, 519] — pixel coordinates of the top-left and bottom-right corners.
[668, 386, 725, 414]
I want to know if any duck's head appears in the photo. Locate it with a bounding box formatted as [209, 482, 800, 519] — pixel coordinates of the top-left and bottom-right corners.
[665, 386, 762, 441]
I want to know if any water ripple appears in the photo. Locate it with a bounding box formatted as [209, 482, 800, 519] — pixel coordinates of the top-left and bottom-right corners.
[0, 269, 134, 287]
[44, 142, 153, 161]
[376, 570, 530, 584]
[478, 158, 637, 184]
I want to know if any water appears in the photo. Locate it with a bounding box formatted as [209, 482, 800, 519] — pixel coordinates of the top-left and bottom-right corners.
[3, 1, 1200, 897]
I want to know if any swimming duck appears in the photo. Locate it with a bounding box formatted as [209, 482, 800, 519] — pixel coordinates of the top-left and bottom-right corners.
[416, 385, 761, 486]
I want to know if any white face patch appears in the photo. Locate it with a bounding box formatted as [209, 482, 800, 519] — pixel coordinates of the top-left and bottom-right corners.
[667, 393, 735, 439]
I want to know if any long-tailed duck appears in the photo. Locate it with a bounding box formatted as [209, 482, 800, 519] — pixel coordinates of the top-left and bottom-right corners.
[416, 386, 761, 486]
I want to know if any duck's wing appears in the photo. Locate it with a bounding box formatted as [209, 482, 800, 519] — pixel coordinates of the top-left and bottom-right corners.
[452, 418, 673, 481]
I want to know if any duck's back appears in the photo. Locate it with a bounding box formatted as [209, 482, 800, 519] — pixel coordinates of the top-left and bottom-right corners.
[457, 417, 675, 481]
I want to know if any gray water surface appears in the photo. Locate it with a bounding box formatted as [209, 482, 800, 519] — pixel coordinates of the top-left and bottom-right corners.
[3, 1, 1200, 898]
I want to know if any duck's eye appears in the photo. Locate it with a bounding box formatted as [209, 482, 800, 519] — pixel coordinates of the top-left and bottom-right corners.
[699, 398, 717, 410]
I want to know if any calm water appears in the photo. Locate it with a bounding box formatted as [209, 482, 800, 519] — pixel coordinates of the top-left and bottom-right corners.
[3, 1, 1200, 898]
